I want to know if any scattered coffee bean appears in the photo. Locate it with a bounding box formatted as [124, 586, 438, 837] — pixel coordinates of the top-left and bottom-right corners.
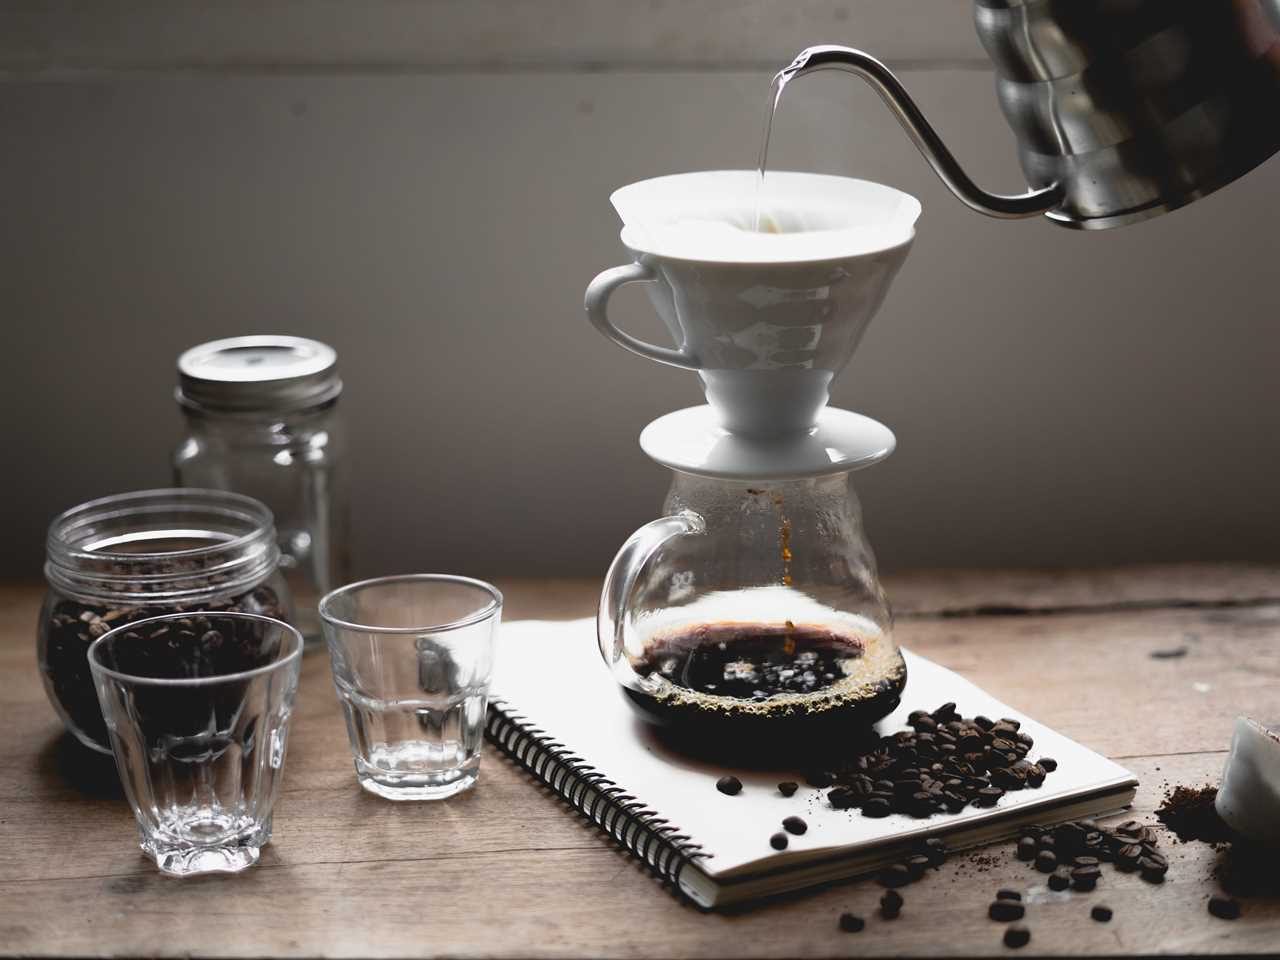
[989, 900, 1025, 922]
[1072, 872, 1099, 892]
[996, 889, 1022, 901]
[827, 786, 856, 809]
[1039, 757, 1058, 772]
[769, 832, 788, 851]
[805, 770, 834, 788]
[777, 781, 798, 797]
[716, 776, 743, 796]
[863, 797, 892, 818]
[880, 890, 903, 919]
[905, 854, 933, 879]
[1116, 843, 1142, 868]
[879, 863, 913, 888]
[1003, 925, 1031, 949]
[1091, 905, 1113, 922]
[1035, 850, 1057, 873]
[1140, 862, 1167, 884]
[1048, 869, 1071, 891]
[1208, 896, 1241, 920]
[922, 837, 947, 866]
[838, 912, 865, 933]
[782, 815, 807, 836]
[1016, 837, 1037, 861]
[975, 786, 1005, 807]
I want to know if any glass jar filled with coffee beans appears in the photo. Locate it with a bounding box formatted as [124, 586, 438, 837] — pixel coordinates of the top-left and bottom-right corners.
[39, 488, 293, 754]
[173, 336, 349, 641]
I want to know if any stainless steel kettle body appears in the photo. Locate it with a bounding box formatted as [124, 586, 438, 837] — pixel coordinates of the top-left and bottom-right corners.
[785, 0, 1280, 229]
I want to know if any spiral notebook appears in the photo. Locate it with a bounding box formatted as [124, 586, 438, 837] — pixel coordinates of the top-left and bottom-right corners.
[486, 619, 1138, 909]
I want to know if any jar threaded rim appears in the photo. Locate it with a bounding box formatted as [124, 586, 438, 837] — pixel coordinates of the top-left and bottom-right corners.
[45, 488, 280, 606]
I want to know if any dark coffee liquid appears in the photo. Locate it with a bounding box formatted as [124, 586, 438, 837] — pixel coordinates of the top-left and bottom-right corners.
[623, 621, 906, 757]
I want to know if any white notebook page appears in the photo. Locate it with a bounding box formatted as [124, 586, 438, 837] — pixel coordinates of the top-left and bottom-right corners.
[492, 618, 1136, 879]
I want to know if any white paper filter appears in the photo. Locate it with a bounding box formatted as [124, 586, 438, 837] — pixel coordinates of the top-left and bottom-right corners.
[610, 170, 921, 263]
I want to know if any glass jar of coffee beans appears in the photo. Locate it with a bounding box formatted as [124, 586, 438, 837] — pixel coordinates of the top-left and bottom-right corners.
[38, 488, 293, 754]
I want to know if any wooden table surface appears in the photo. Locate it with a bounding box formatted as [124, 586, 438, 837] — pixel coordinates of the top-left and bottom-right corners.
[3, 566, 1280, 958]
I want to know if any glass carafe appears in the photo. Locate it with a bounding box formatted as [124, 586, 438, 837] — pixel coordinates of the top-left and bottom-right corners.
[600, 469, 905, 752]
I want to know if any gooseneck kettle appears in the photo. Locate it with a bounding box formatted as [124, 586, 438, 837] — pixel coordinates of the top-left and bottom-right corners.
[784, 0, 1280, 229]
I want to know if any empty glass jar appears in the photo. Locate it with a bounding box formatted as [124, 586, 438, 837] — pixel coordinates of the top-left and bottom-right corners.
[39, 488, 292, 754]
[173, 335, 349, 640]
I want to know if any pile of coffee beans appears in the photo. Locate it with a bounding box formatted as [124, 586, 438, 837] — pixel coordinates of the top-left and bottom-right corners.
[1013, 819, 1168, 890]
[41, 586, 284, 747]
[707, 703, 1056, 850]
[706, 706, 1246, 941]
[808, 703, 1055, 819]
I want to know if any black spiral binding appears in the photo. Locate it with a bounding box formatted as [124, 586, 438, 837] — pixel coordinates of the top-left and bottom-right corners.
[485, 700, 709, 897]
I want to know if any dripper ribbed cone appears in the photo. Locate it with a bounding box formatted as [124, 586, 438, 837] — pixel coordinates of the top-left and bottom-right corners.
[596, 171, 920, 439]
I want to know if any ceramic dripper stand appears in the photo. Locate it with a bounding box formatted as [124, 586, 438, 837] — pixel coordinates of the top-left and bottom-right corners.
[585, 171, 921, 762]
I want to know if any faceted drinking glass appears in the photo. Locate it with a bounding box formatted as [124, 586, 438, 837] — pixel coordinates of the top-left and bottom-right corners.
[319, 574, 502, 800]
[88, 612, 303, 876]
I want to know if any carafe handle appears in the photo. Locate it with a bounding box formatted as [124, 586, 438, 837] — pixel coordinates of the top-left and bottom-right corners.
[598, 511, 705, 668]
[585, 262, 699, 370]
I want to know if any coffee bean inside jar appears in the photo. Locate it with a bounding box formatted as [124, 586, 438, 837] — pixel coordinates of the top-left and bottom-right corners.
[38, 489, 293, 754]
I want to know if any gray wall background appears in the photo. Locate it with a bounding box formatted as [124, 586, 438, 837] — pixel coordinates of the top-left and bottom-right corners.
[2, 1, 1278, 581]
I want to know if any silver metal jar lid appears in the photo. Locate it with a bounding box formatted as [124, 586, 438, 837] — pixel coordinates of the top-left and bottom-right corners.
[176, 335, 341, 413]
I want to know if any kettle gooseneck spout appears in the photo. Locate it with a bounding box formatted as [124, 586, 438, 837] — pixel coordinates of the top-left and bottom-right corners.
[779, 45, 1063, 220]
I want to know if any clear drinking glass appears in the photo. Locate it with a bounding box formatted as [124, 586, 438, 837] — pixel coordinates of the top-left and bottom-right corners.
[89, 612, 303, 876]
[318, 575, 502, 801]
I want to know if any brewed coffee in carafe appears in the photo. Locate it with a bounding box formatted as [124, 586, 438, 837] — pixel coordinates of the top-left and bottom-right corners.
[625, 621, 905, 744]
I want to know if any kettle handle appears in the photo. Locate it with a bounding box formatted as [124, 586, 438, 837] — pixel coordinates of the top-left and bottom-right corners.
[585, 262, 699, 370]
[598, 511, 705, 669]
[781, 45, 1064, 220]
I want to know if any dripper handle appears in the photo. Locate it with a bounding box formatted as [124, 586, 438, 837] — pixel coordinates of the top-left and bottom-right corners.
[585, 262, 699, 370]
[598, 511, 705, 670]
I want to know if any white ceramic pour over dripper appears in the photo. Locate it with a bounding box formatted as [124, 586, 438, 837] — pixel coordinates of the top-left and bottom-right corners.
[586, 170, 920, 479]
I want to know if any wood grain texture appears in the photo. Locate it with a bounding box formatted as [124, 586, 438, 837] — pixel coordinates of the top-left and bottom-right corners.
[2, 567, 1278, 957]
